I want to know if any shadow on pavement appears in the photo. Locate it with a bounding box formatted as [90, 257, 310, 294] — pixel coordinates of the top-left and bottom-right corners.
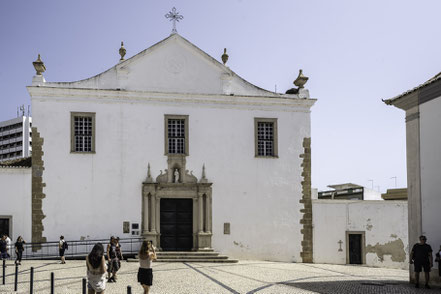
[276, 280, 439, 294]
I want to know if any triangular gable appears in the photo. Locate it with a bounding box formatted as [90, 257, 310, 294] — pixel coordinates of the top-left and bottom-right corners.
[45, 34, 279, 97]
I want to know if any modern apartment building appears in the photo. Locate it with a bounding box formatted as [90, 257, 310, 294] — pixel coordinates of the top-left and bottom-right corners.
[0, 116, 32, 161]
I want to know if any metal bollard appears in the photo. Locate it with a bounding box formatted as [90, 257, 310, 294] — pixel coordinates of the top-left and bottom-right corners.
[14, 264, 18, 291]
[82, 278, 86, 294]
[2, 259, 5, 285]
[30, 267, 34, 294]
[50, 272, 54, 294]
[127, 285, 132, 294]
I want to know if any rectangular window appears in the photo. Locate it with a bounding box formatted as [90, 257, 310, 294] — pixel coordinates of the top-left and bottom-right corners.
[71, 112, 95, 153]
[164, 115, 189, 155]
[254, 118, 278, 158]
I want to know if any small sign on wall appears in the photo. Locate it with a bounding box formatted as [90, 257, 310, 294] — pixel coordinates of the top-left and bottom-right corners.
[131, 223, 140, 236]
[123, 221, 130, 234]
[224, 223, 230, 235]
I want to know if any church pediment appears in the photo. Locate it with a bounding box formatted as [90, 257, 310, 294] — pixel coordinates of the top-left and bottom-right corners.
[42, 34, 281, 97]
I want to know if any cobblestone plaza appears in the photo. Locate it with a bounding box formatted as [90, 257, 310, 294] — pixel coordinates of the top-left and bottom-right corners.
[1, 260, 438, 293]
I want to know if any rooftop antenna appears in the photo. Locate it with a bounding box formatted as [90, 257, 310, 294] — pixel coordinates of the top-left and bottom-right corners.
[390, 176, 397, 188]
[20, 105, 25, 117]
[27, 105, 30, 116]
[275, 84, 277, 93]
[17, 107, 19, 118]
[368, 179, 373, 189]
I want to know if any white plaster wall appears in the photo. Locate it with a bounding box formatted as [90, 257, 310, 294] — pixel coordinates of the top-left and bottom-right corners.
[363, 187, 383, 200]
[419, 96, 441, 251]
[31, 93, 311, 262]
[0, 167, 32, 242]
[312, 200, 408, 269]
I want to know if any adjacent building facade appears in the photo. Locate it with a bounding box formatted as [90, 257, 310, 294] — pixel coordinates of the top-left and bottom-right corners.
[384, 71, 441, 285]
[0, 158, 32, 241]
[0, 116, 32, 162]
[318, 183, 382, 200]
[26, 33, 316, 262]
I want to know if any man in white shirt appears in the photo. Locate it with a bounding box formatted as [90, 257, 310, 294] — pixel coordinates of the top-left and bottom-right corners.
[5, 235, 11, 259]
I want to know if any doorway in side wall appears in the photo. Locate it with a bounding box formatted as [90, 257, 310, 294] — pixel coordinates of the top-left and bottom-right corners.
[346, 231, 365, 265]
[0, 216, 11, 238]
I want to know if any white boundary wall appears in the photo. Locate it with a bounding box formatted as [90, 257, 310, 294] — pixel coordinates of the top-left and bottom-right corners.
[313, 200, 408, 269]
[0, 167, 32, 242]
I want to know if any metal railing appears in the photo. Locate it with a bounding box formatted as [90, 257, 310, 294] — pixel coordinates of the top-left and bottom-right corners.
[16, 237, 143, 260]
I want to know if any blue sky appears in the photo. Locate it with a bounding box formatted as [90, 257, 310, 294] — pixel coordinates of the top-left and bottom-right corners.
[1, 0, 441, 192]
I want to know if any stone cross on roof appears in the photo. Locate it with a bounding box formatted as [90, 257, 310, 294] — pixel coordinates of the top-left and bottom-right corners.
[165, 7, 184, 34]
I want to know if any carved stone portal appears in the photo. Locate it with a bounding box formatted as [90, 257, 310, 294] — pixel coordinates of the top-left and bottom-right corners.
[142, 155, 212, 251]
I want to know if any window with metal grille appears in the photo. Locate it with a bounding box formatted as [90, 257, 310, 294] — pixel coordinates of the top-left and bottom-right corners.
[168, 119, 185, 154]
[74, 116, 93, 152]
[257, 122, 274, 156]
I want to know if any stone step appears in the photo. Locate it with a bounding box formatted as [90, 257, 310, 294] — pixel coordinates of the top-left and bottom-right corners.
[156, 255, 229, 260]
[127, 250, 238, 263]
[156, 252, 220, 257]
[155, 258, 239, 263]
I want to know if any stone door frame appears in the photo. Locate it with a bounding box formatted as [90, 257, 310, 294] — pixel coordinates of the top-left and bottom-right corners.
[142, 182, 212, 251]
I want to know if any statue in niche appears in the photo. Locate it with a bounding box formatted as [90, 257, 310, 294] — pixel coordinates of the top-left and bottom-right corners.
[174, 168, 180, 183]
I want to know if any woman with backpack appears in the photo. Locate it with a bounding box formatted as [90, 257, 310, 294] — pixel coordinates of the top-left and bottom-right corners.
[138, 240, 156, 294]
[86, 243, 107, 294]
[59, 236, 67, 264]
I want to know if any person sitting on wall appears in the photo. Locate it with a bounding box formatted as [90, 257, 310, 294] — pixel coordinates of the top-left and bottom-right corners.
[410, 235, 433, 289]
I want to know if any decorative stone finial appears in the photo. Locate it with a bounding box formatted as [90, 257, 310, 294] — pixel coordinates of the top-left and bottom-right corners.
[200, 164, 208, 183]
[145, 163, 153, 183]
[119, 42, 126, 61]
[221, 48, 229, 65]
[33, 54, 46, 76]
[293, 69, 309, 89]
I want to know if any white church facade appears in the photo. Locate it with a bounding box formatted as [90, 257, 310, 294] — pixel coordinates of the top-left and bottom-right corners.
[26, 33, 316, 262]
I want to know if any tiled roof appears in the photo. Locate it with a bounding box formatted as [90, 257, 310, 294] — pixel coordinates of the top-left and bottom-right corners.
[0, 157, 32, 168]
[384, 72, 441, 105]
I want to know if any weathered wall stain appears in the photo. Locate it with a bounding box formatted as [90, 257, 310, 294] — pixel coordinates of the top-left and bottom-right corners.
[366, 239, 406, 262]
[366, 219, 373, 231]
[233, 241, 249, 249]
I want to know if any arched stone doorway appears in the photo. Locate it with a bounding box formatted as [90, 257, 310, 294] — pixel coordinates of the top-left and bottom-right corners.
[141, 156, 212, 251]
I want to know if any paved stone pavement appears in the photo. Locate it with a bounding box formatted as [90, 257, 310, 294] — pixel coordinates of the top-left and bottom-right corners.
[0, 260, 439, 293]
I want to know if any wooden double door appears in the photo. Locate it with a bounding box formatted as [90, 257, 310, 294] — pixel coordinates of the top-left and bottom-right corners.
[160, 199, 193, 251]
[0, 218, 9, 237]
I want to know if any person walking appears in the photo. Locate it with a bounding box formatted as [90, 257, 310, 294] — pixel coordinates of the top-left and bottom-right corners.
[5, 235, 11, 259]
[115, 237, 124, 267]
[410, 235, 433, 289]
[106, 237, 120, 282]
[138, 240, 156, 294]
[59, 236, 67, 264]
[86, 243, 107, 294]
[435, 245, 441, 277]
[0, 235, 7, 261]
[14, 236, 26, 265]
